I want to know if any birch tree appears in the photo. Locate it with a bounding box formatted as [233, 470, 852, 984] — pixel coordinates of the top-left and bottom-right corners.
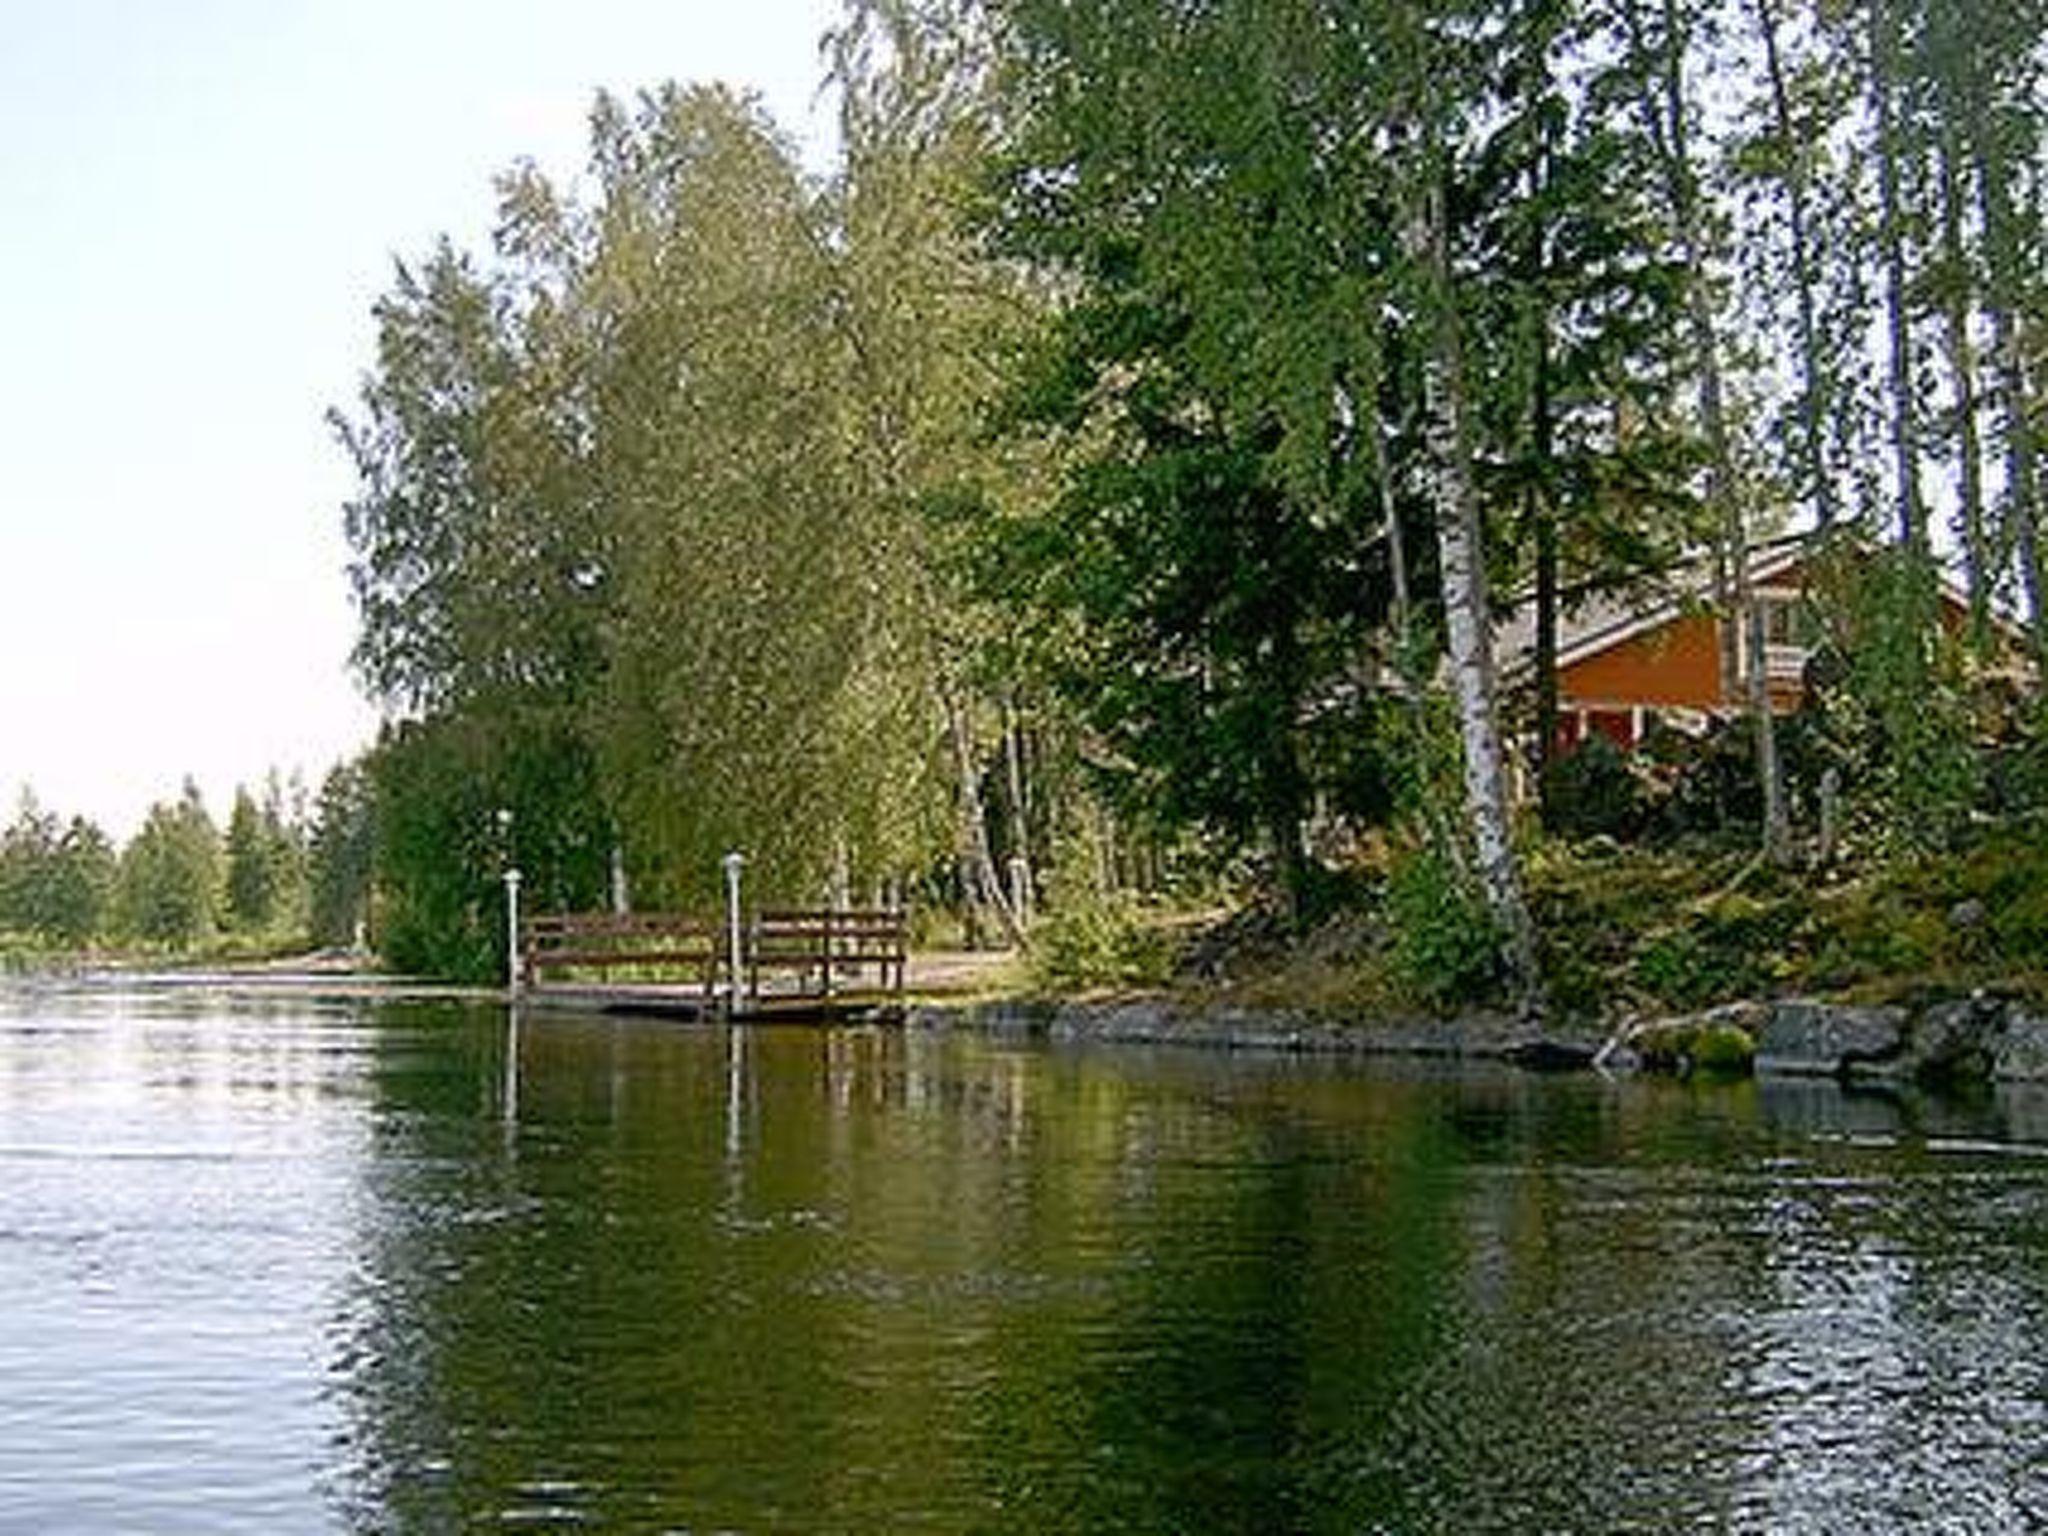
[827, 1, 1036, 939]
[1614, 0, 1789, 862]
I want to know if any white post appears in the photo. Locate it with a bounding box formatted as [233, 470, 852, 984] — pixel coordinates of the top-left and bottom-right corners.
[722, 851, 746, 1014]
[504, 867, 523, 995]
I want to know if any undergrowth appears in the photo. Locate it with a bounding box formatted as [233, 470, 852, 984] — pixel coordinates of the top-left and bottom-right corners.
[1111, 820, 2048, 1024]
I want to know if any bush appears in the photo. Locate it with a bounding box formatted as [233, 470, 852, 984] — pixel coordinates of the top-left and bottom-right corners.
[1629, 885, 1804, 1009]
[1027, 889, 1174, 990]
[1542, 733, 1642, 840]
[1632, 1016, 1756, 1074]
[1385, 844, 1501, 1011]
[1690, 1022, 1756, 1073]
[1633, 930, 1738, 1008]
[1648, 717, 1766, 840]
[1811, 546, 1983, 853]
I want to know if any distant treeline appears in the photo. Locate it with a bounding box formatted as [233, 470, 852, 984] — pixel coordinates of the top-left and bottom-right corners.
[327, 0, 2045, 993]
[0, 771, 373, 956]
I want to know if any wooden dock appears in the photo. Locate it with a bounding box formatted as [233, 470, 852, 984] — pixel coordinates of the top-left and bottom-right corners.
[519, 907, 909, 1022]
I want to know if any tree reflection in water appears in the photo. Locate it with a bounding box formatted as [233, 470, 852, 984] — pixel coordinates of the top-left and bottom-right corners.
[325, 1006, 2048, 1531]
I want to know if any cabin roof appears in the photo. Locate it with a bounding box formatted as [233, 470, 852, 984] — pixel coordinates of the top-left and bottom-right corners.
[1496, 530, 2022, 679]
[1495, 532, 1808, 677]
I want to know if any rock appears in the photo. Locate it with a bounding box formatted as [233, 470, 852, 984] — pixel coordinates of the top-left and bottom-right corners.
[1998, 1083, 2048, 1141]
[1754, 999, 1909, 1077]
[1995, 1006, 2048, 1082]
[1601, 1044, 1644, 1074]
[1504, 1037, 1597, 1072]
[1906, 993, 2003, 1082]
[1948, 898, 1988, 932]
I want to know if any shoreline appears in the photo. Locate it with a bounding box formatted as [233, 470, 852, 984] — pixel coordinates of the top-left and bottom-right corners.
[12, 961, 2048, 1088]
[905, 994, 1605, 1064]
[905, 989, 2048, 1086]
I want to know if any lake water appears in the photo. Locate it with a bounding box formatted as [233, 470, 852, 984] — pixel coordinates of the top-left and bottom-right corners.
[2, 984, 2046, 1531]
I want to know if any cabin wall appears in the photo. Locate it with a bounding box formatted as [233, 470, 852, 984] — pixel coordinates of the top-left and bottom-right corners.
[1560, 612, 1727, 712]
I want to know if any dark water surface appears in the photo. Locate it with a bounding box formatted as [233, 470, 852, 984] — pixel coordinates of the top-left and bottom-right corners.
[3, 984, 2047, 1531]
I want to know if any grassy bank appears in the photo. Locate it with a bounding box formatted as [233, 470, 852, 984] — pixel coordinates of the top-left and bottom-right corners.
[1024, 821, 2048, 1028]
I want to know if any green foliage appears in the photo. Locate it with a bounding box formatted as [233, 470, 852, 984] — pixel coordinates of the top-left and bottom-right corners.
[0, 793, 58, 934]
[318, 0, 2048, 983]
[0, 794, 117, 947]
[1632, 1016, 1757, 1074]
[1632, 928, 1746, 1010]
[1522, 823, 2048, 1022]
[1804, 829, 2048, 997]
[1986, 855, 2048, 959]
[370, 715, 611, 982]
[117, 781, 221, 949]
[308, 760, 377, 949]
[1026, 830, 1175, 991]
[1806, 892, 1946, 986]
[1026, 890, 1174, 992]
[1384, 843, 1502, 1013]
[1541, 734, 1643, 841]
[983, 0, 1421, 904]
[224, 781, 304, 935]
[1635, 886, 1803, 1008]
[1813, 547, 1984, 854]
[1690, 1022, 1757, 1074]
[337, 79, 999, 928]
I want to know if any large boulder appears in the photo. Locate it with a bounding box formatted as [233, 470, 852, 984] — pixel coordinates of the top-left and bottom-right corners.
[1906, 993, 2004, 1082]
[1754, 1000, 1909, 1077]
[1995, 1006, 2048, 1083]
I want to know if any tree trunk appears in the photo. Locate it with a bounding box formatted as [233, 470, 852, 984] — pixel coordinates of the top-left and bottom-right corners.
[1521, 63, 1561, 808]
[1534, 494, 1559, 796]
[1365, 378, 1413, 656]
[1416, 167, 1540, 1001]
[1995, 305, 2046, 649]
[1753, 0, 1837, 528]
[1632, 0, 1789, 862]
[1936, 130, 1991, 652]
[1001, 692, 1031, 881]
[941, 683, 1022, 947]
[1871, 0, 1924, 552]
[1972, 127, 2046, 648]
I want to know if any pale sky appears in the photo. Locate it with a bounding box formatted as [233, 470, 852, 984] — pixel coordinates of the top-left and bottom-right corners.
[0, 0, 840, 838]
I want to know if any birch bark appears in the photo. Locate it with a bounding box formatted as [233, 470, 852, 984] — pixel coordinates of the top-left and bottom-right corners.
[1415, 168, 1540, 999]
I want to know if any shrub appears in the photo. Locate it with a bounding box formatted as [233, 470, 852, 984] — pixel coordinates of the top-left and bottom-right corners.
[1633, 929, 1733, 1008]
[1384, 843, 1501, 1011]
[1690, 1022, 1756, 1074]
[1632, 1017, 1755, 1074]
[1542, 733, 1642, 840]
[1027, 889, 1174, 990]
[1649, 717, 1765, 840]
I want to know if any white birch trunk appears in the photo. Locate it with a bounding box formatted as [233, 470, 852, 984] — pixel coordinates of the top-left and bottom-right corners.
[1417, 174, 1539, 999]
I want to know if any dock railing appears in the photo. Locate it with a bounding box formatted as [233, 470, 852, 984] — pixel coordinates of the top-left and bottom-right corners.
[748, 908, 908, 1002]
[521, 906, 907, 1010]
[522, 911, 723, 996]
